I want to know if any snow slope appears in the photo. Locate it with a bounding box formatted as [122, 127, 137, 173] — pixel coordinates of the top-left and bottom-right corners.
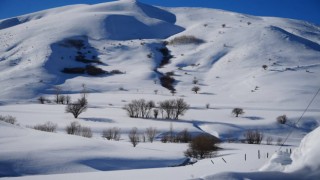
[0, 0, 320, 179]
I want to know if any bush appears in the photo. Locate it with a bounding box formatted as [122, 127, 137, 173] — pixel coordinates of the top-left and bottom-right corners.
[262, 65, 268, 70]
[176, 128, 192, 143]
[277, 115, 287, 124]
[145, 127, 157, 143]
[66, 121, 82, 135]
[123, 99, 155, 118]
[38, 96, 46, 104]
[244, 130, 264, 144]
[129, 127, 140, 147]
[232, 108, 244, 117]
[110, 70, 124, 74]
[85, 65, 106, 76]
[62, 67, 86, 74]
[266, 136, 273, 145]
[184, 134, 219, 159]
[102, 127, 121, 141]
[160, 74, 175, 91]
[169, 35, 205, 45]
[65, 97, 88, 118]
[65, 121, 92, 138]
[191, 86, 200, 94]
[33, 121, 57, 132]
[0, 115, 17, 124]
[81, 126, 92, 138]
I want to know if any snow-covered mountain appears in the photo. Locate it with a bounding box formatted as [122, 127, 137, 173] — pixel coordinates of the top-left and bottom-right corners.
[0, 0, 319, 108]
[0, 0, 319, 179]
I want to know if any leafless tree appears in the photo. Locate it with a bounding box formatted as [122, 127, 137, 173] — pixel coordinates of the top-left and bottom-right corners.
[244, 130, 264, 144]
[145, 127, 157, 143]
[153, 109, 159, 119]
[176, 128, 192, 143]
[81, 126, 92, 138]
[54, 86, 62, 104]
[192, 77, 198, 84]
[65, 98, 88, 118]
[129, 127, 140, 147]
[266, 136, 273, 145]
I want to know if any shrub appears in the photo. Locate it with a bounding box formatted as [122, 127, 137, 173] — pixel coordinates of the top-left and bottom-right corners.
[110, 70, 124, 74]
[66, 121, 82, 135]
[102, 127, 121, 141]
[145, 127, 157, 143]
[169, 35, 205, 45]
[176, 128, 191, 143]
[277, 137, 283, 146]
[262, 65, 268, 70]
[62, 67, 86, 74]
[65, 121, 92, 138]
[0, 115, 17, 124]
[191, 86, 200, 94]
[33, 121, 57, 132]
[266, 136, 273, 145]
[192, 77, 198, 84]
[244, 130, 264, 144]
[232, 108, 244, 117]
[277, 115, 287, 124]
[81, 127, 92, 138]
[160, 74, 175, 91]
[85, 65, 106, 76]
[65, 97, 88, 118]
[38, 96, 46, 104]
[129, 127, 140, 147]
[184, 134, 219, 159]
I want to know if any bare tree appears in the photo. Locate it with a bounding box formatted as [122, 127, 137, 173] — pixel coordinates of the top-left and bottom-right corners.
[191, 86, 200, 94]
[174, 98, 190, 119]
[153, 109, 159, 119]
[232, 108, 244, 117]
[244, 130, 264, 144]
[266, 136, 273, 145]
[81, 127, 92, 138]
[145, 127, 157, 143]
[33, 121, 57, 132]
[54, 86, 62, 104]
[65, 98, 88, 118]
[66, 95, 71, 104]
[129, 127, 140, 147]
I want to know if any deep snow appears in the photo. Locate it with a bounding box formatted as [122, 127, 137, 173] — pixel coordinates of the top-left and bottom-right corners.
[0, 0, 319, 179]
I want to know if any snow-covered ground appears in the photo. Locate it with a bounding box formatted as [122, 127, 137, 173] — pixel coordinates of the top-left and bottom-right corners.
[0, 0, 319, 179]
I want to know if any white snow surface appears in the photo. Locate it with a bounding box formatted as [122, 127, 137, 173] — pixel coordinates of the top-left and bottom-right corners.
[0, 0, 320, 179]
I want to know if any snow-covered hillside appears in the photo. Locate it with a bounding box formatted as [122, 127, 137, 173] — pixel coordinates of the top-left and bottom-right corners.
[0, 0, 319, 179]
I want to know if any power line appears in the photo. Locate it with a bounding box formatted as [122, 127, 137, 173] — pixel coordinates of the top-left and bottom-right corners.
[279, 86, 320, 151]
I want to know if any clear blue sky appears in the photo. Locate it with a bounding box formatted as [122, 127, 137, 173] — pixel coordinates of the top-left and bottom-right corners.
[0, 0, 319, 25]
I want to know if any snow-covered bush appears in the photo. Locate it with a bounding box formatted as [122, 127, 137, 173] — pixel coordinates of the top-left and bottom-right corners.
[184, 134, 219, 159]
[0, 115, 17, 125]
[169, 35, 205, 45]
[33, 121, 57, 132]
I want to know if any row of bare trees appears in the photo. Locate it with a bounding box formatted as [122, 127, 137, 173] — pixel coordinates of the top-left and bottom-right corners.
[123, 98, 189, 120]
